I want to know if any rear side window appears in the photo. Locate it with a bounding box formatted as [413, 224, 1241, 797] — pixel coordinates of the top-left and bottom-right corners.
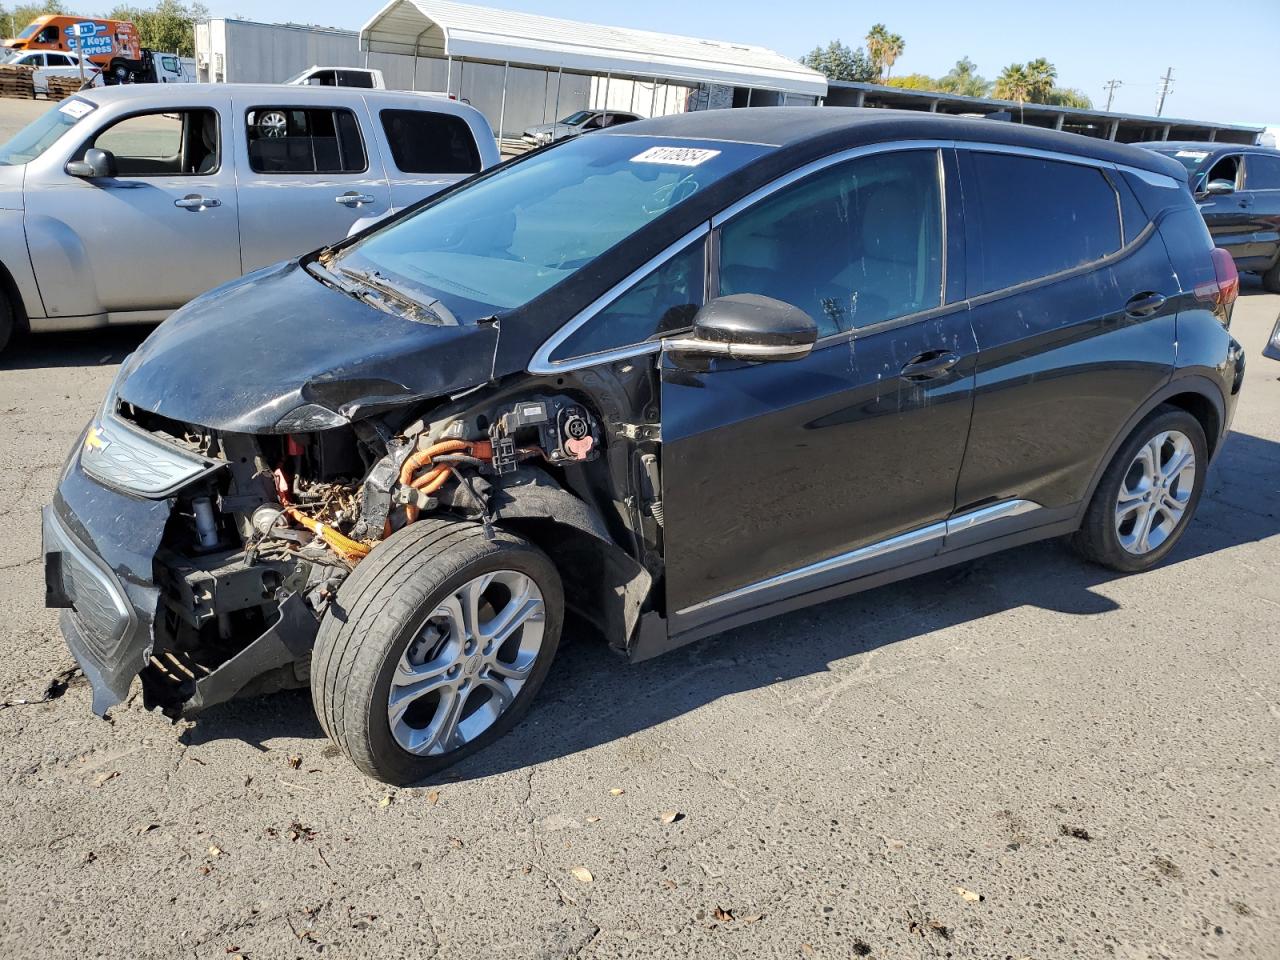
[380, 109, 480, 175]
[1245, 154, 1280, 190]
[245, 107, 366, 174]
[966, 152, 1121, 294]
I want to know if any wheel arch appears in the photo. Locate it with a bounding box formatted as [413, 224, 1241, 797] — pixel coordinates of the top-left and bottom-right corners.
[1077, 375, 1226, 522]
[489, 470, 654, 654]
[0, 256, 30, 335]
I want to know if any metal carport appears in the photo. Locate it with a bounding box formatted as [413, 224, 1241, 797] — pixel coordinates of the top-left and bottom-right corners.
[359, 0, 827, 142]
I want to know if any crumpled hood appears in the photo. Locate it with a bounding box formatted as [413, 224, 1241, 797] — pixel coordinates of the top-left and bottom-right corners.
[0, 164, 24, 210]
[117, 260, 501, 434]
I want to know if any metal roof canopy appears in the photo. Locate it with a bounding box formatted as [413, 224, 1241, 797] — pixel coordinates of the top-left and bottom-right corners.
[359, 0, 827, 96]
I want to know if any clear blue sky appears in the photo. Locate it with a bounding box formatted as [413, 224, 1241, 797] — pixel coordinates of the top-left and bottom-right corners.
[69, 0, 1280, 126]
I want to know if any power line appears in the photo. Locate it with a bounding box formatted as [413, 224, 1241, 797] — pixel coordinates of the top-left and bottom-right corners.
[1102, 79, 1123, 112]
[1155, 68, 1174, 117]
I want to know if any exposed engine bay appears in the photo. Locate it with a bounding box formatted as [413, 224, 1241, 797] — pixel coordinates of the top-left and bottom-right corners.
[113, 384, 661, 719]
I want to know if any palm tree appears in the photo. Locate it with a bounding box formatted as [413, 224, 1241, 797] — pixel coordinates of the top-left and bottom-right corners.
[1024, 57, 1058, 103]
[939, 57, 990, 97]
[994, 63, 1032, 121]
[865, 23, 889, 81]
[881, 31, 905, 80]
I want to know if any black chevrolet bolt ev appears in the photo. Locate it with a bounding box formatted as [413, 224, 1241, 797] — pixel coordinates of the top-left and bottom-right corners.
[44, 108, 1245, 784]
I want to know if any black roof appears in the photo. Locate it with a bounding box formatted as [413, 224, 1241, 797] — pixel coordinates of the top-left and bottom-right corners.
[605, 107, 1187, 181]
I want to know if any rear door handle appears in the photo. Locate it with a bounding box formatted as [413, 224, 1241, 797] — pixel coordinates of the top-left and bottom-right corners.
[900, 350, 961, 381]
[174, 195, 220, 210]
[1124, 292, 1167, 318]
[336, 192, 376, 206]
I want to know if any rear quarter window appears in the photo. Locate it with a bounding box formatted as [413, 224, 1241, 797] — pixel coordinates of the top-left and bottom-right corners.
[379, 109, 480, 175]
[965, 151, 1122, 294]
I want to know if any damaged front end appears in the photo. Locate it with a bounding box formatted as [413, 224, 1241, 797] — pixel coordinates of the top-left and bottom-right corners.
[45, 364, 659, 721]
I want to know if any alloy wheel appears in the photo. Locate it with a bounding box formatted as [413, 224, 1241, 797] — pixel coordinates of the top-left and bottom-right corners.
[258, 111, 288, 139]
[1113, 429, 1196, 555]
[387, 570, 546, 756]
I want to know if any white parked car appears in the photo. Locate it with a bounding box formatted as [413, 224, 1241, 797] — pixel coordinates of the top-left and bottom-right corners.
[1, 49, 103, 94]
[0, 83, 498, 349]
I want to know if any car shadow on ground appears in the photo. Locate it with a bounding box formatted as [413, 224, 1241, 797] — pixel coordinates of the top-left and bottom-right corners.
[181, 428, 1280, 781]
[0, 327, 150, 372]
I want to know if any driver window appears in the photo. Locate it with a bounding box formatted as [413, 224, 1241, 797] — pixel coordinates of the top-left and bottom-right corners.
[1204, 155, 1240, 190]
[549, 241, 705, 362]
[718, 149, 943, 337]
[90, 109, 219, 177]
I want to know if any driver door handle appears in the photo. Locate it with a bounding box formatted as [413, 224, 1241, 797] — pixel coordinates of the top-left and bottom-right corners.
[900, 350, 960, 381]
[336, 192, 376, 206]
[174, 195, 220, 210]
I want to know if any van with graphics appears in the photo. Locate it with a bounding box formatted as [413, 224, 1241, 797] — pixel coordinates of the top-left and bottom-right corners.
[1, 15, 147, 84]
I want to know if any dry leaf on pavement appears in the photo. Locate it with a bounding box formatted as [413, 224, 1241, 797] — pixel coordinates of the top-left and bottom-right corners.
[570, 866, 594, 883]
[659, 810, 682, 824]
[609, 788, 625, 796]
[953, 885, 983, 903]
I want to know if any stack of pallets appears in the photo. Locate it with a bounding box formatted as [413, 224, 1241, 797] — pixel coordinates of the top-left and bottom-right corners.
[45, 75, 87, 100]
[0, 64, 36, 100]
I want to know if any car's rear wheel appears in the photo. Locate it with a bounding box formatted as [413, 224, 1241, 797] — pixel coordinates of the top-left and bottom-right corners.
[311, 519, 562, 785]
[1071, 406, 1207, 572]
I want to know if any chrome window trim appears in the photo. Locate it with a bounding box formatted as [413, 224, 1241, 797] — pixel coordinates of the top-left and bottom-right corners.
[674, 499, 1043, 621]
[528, 223, 709, 375]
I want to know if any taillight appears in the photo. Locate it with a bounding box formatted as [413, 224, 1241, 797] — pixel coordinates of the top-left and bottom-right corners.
[1194, 247, 1239, 324]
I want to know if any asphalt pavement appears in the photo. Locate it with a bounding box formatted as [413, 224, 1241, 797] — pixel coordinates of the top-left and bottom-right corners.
[0, 249, 1277, 956]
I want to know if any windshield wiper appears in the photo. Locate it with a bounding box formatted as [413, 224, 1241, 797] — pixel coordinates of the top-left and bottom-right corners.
[337, 267, 457, 326]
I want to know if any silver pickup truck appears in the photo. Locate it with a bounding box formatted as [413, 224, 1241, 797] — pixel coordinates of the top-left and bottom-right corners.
[0, 84, 498, 351]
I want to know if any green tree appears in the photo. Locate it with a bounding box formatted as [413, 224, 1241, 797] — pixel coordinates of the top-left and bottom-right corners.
[800, 39, 877, 83]
[937, 57, 990, 98]
[107, 0, 206, 56]
[885, 73, 937, 91]
[1044, 86, 1093, 109]
[2, 1, 67, 40]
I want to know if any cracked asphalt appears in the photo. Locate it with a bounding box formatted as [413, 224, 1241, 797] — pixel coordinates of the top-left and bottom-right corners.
[1, 276, 1278, 955]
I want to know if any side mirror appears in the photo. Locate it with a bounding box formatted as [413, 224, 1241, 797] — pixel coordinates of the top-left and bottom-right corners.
[65, 147, 116, 179]
[1204, 179, 1235, 196]
[664, 294, 818, 363]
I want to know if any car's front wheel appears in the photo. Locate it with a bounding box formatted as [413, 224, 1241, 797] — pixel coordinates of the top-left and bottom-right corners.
[1071, 405, 1208, 572]
[311, 519, 563, 784]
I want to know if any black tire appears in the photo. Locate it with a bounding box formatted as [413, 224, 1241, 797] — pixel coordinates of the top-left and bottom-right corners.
[1070, 405, 1208, 572]
[311, 519, 563, 785]
[1262, 258, 1280, 294]
[0, 289, 12, 355]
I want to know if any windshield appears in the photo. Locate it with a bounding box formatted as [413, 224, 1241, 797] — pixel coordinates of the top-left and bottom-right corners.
[16, 23, 40, 40]
[1150, 147, 1211, 175]
[0, 98, 94, 167]
[334, 135, 771, 323]
[561, 111, 594, 126]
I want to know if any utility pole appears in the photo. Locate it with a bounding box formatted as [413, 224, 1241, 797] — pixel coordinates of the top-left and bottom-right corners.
[1155, 68, 1174, 117]
[1102, 79, 1123, 112]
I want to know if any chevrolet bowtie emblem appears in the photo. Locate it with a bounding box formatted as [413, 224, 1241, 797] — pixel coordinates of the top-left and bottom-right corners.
[84, 426, 109, 452]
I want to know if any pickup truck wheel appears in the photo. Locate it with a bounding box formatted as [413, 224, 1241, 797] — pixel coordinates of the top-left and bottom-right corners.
[311, 519, 563, 785]
[1070, 406, 1207, 573]
[1262, 258, 1280, 294]
[0, 290, 13, 354]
